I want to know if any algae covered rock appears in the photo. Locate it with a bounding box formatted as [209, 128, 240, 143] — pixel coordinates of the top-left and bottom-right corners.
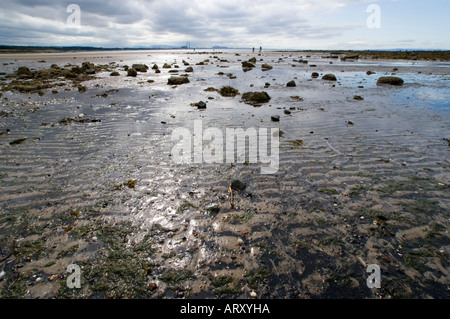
[132, 64, 149, 72]
[167, 76, 190, 85]
[261, 64, 273, 71]
[376, 76, 404, 86]
[127, 68, 137, 77]
[241, 91, 271, 106]
[322, 74, 337, 81]
[219, 86, 240, 97]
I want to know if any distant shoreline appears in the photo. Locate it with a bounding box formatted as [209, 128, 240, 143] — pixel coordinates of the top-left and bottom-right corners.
[1, 46, 449, 61]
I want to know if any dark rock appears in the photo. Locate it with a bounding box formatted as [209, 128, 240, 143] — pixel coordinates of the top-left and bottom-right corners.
[261, 64, 273, 71]
[85, 69, 96, 75]
[152, 64, 159, 70]
[132, 64, 149, 72]
[322, 74, 337, 81]
[231, 180, 246, 191]
[353, 95, 364, 101]
[242, 61, 255, 72]
[127, 68, 137, 77]
[271, 115, 280, 122]
[185, 66, 194, 72]
[284, 110, 291, 115]
[196, 101, 207, 109]
[248, 57, 257, 63]
[110, 71, 120, 76]
[241, 91, 271, 105]
[162, 63, 171, 69]
[311, 72, 319, 78]
[376, 76, 404, 86]
[286, 80, 296, 87]
[167, 76, 190, 85]
[366, 71, 376, 75]
[155, 69, 161, 74]
[78, 86, 87, 93]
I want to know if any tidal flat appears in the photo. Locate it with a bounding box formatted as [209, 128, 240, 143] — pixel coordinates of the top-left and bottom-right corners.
[0, 50, 449, 299]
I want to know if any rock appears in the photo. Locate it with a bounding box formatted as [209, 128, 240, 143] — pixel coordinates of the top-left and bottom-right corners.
[127, 68, 137, 77]
[284, 110, 291, 115]
[248, 57, 257, 63]
[353, 95, 364, 101]
[196, 101, 207, 109]
[286, 80, 296, 87]
[322, 74, 337, 81]
[0, 270, 5, 281]
[271, 115, 280, 122]
[163, 63, 171, 69]
[231, 180, 246, 191]
[78, 86, 87, 93]
[155, 69, 161, 74]
[152, 64, 159, 70]
[17, 66, 33, 79]
[366, 71, 376, 75]
[219, 86, 240, 97]
[132, 64, 149, 72]
[110, 71, 120, 76]
[85, 68, 96, 75]
[167, 76, 190, 85]
[241, 91, 271, 105]
[376, 76, 404, 86]
[185, 66, 194, 72]
[311, 72, 319, 78]
[250, 291, 257, 298]
[242, 61, 255, 72]
[261, 64, 273, 71]
[81, 62, 95, 70]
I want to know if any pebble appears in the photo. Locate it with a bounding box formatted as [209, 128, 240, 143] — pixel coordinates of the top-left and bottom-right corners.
[49, 275, 58, 281]
[250, 291, 257, 298]
[0, 270, 5, 281]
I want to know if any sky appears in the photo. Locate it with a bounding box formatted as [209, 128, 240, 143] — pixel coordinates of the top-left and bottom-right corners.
[0, 0, 448, 50]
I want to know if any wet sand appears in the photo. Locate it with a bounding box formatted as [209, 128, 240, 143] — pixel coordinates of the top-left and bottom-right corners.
[0, 50, 449, 299]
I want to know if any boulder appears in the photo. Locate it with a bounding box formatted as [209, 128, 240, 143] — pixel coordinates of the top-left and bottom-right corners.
[322, 74, 337, 81]
[167, 76, 190, 85]
[376, 76, 404, 86]
[241, 91, 271, 106]
[127, 68, 137, 77]
[261, 64, 273, 71]
[132, 64, 149, 72]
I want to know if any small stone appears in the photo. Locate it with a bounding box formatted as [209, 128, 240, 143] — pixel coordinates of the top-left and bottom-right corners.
[286, 80, 296, 87]
[231, 180, 246, 191]
[271, 115, 280, 122]
[49, 275, 58, 281]
[237, 238, 244, 246]
[196, 101, 207, 109]
[35, 277, 42, 283]
[250, 291, 257, 298]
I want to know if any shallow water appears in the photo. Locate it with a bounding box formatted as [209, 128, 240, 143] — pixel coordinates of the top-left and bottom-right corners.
[0, 51, 449, 299]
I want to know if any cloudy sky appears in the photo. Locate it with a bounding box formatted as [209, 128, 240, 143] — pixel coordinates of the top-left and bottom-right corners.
[0, 0, 448, 49]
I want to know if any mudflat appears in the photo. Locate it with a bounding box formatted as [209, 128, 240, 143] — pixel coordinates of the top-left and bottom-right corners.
[0, 50, 448, 299]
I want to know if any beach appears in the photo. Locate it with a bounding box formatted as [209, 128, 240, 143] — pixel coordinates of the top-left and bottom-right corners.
[0, 49, 449, 299]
